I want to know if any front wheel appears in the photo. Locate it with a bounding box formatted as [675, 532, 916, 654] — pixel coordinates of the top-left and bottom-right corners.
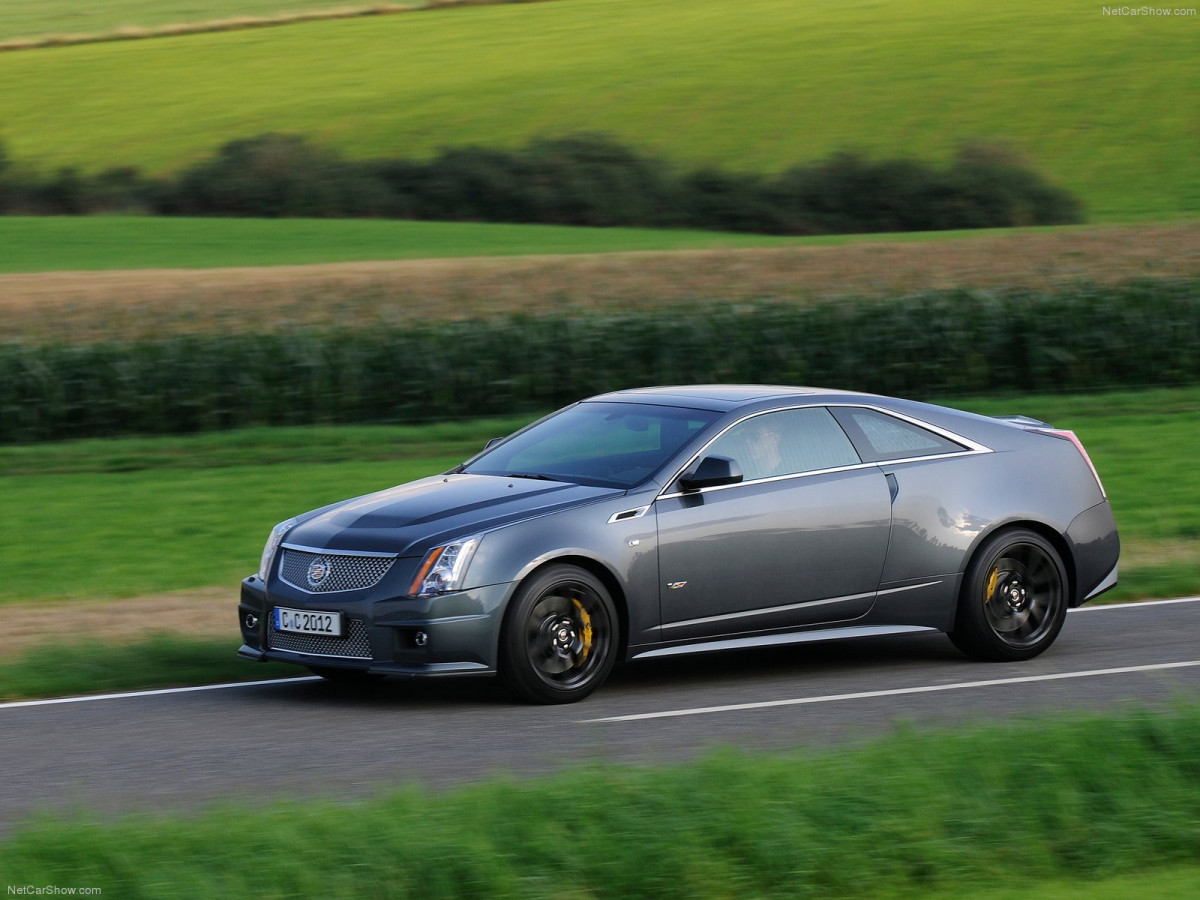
[499, 565, 619, 704]
[949, 528, 1069, 661]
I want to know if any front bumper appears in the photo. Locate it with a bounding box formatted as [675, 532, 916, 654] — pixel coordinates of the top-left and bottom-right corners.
[238, 575, 512, 676]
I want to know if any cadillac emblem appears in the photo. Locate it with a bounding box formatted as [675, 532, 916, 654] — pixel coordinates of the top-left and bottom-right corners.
[306, 557, 334, 588]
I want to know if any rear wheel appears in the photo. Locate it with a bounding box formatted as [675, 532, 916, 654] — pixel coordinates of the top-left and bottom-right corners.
[950, 528, 1068, 661]
[499, 564, 618, 704]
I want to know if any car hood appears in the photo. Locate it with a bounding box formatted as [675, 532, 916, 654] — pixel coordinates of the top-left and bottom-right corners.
[284, 473, 623, 556]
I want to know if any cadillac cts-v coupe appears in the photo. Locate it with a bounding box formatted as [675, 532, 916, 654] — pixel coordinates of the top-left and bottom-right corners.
[238, 385, 1119, 703]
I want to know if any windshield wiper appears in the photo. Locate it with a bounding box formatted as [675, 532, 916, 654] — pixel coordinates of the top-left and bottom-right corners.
[506, 472, 562, 482]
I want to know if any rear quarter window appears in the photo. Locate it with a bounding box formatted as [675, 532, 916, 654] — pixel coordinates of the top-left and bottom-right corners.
[831, 407, 966, 463]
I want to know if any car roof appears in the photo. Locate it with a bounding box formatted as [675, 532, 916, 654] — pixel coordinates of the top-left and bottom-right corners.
[585, 384, 871, 412]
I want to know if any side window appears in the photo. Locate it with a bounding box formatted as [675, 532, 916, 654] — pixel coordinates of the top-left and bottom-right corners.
[706, 407, 860, 481]
[831, 407, 965, 463]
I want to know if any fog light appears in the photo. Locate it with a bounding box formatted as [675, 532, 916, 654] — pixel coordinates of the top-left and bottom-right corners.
[244, 614, 259, 629]
[414, 631, 429, 647]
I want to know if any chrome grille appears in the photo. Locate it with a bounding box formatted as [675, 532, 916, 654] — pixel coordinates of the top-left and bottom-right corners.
[268, 617, 372, 659]
[279, 547, 395, 594]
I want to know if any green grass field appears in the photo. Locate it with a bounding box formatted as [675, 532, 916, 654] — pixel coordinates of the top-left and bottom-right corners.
[0, 419, 524, 603]
[1, 388, 1196, 606]
[3, 708, 1198, 897]
[0, 215, 912, 273]
[0, 0, 386, 40]
[1, 0, 1196, 220]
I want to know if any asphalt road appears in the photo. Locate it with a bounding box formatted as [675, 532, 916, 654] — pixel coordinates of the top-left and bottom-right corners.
[2, 598, 1197, 834]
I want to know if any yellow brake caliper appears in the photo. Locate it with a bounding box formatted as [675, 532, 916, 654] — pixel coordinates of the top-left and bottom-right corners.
[572, 598, 593, 663]
[985, 567, 999, 604]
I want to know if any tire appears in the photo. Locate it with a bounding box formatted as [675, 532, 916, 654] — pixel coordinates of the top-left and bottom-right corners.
[499, 564, 619, 704]
[307, 666, 385, 684]
[949, 528, 1069, 661]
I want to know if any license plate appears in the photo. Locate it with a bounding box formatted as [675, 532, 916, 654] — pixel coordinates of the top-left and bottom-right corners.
[273, 607, 344, 637]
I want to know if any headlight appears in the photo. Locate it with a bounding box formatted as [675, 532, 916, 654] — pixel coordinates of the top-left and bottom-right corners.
[258, 518, 297, 581]
[409, 536, 480, 597]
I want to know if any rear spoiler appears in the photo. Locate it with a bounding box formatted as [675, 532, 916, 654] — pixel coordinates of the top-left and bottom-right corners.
[991, 414, 1052, 428]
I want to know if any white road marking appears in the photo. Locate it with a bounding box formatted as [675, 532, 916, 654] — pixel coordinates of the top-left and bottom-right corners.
[581, 660, 1200, 723]
[1, 597, 1195, 712]
[0, 676, 319, 711]
[1071, 596, 1200, 612]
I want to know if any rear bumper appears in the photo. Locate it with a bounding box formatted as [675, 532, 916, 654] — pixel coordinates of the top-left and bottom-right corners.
[1065, 500, 1120, 606]
[238, 575, 512, 676]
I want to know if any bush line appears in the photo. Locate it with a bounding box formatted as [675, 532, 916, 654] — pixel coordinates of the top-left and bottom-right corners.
[3, 281, 1197, 443]
[0, 132, 1082, 233]
[3, 708, 1199, 897]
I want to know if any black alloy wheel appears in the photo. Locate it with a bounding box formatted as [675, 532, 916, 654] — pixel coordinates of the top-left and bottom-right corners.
[500, 564, 618, 704]
[950, 528, 1069, 661]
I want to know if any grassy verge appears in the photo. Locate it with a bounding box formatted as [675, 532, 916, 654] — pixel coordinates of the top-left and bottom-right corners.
[3, 708, 1198, 897]
[0, 387, 1195, 609]
[0, 636, 296, 701]
[2, 0, 1196, 219]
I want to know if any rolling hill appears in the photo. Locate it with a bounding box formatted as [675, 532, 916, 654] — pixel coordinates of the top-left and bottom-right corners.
[1, 0, 1196, 220]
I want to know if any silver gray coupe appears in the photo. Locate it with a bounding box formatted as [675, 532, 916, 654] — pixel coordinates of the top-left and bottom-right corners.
[239, 385, 1119, 703]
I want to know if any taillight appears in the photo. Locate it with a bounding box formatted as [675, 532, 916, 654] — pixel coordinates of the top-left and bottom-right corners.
[1039, 429, 1106, 498]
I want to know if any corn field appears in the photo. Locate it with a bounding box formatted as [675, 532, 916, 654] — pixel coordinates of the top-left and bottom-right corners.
[2, 281, 1197, 443]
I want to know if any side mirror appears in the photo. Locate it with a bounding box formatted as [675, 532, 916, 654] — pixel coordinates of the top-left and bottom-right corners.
[679, 455, 743, 492]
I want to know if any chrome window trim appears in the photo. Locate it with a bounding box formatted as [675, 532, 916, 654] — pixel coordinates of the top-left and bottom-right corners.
[656, 403, 992, 501]
[831, 404, 990, 458]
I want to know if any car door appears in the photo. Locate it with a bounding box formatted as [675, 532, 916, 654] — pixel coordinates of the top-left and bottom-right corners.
[655, 406, 892, 642]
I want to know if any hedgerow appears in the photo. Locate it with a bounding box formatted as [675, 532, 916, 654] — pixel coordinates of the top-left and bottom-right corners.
[0, 133, 1082, 232]
[1, 281, 1195, 443]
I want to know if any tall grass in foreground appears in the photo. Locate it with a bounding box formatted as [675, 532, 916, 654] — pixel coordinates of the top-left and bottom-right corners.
[3, 281, 1197, 442]
[4, 707, 1199, 897]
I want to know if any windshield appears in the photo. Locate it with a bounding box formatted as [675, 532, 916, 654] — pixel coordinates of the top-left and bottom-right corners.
[463, 402, 720, 488]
